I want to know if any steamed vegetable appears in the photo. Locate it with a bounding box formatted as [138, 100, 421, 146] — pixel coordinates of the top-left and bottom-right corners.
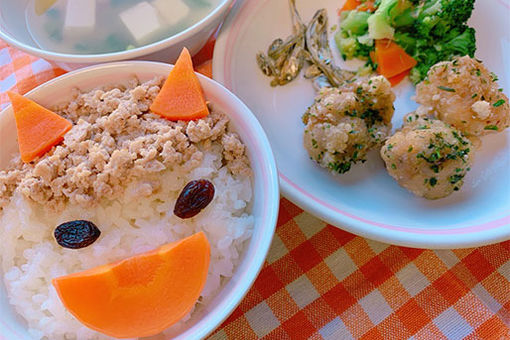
[371, 39, 417, 79]
[387, 69, 410, 86]
[340, 0, 375, 12]
[414, 0, 475, 36]
[335, 10, 372, 59]
[341, 0, 363, 11]
[52, 232, 211, 338]
[403, 24, 476, 83]
[335, 0, 477, 84]
[150, 48, 210, 120]
[7, 91, 72, 163]
[367, 0, 415, 39]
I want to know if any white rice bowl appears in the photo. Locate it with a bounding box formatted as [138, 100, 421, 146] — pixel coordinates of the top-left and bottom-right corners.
[0, 62, 279, 340]
[1, 144, 253, 339]
[0, 69, 259, 339]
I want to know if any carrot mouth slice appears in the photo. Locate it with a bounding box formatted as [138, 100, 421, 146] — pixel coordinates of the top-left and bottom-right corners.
[52, 232, 211, 338]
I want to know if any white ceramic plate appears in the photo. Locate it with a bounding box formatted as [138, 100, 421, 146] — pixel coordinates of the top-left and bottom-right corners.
[0, 62, 279, 339]
[213, 0, 510, 248]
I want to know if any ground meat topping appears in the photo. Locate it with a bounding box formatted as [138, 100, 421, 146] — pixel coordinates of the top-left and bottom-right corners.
[0, 77, 251, 211]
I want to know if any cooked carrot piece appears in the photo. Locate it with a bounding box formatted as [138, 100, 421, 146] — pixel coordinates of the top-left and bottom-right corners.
[357, 1, 375, 12]
[339, 0, 374, 12]
[340, 0, 362, 11]
[388, 69, 410, 86]
[7, 91, 72, 163]
[372, 39, 417, 79]
[150, 48, 210, 121]
[52, 232, 211, 338]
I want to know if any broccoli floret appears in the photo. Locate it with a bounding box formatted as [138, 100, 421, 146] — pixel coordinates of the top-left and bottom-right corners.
[391, 1, 476, 84]
[405, 26, 476, 84]
[336, 10, 374, 60]
[340, 10, 371, 35]
[367, 0, 415, 39]
[415, 0, 475, 36]
[336, 35, 359, 59]
[335, 32, 373, 60]
[353, 38, 374, 58]
[394, 32, 416, 52]
[409, 63, 429, 84]
[438, 0, 475, 25]
[368, 12, 395, 39]
[440, 26, 476, 57]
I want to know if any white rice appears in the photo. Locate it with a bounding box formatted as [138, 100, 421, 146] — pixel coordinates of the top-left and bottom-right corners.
[0, 143, 253, 339]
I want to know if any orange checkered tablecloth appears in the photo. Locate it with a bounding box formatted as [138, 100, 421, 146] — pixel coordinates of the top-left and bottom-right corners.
[1, 39, 509, 340]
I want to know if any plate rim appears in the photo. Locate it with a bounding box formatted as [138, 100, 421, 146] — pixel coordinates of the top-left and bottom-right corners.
[212, 0, 510, 249]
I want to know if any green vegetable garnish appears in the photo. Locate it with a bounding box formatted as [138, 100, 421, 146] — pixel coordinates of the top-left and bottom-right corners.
[493, 99, 505, 107]
[437, 86, 456, 92]
[449, 174, 464, 184]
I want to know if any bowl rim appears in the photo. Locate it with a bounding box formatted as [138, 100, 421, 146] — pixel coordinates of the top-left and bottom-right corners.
[0, 61, 280, 339]
[0, 0, 233, 62]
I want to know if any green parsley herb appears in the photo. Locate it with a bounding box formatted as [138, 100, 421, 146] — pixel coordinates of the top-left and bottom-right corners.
[328, 161, 351, 174]
[448, 174, 464, 184]
[437, 86, 456, 92]
[493, 99, 505, 107]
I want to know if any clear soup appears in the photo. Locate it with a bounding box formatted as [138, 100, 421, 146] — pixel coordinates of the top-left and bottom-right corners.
[25, 0, 221, 54]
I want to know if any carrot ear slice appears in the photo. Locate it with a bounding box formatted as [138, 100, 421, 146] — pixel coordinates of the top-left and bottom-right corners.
[150, 48, 210, 121]
[52, 232, 211, 338]
[7, 91, 72, 163]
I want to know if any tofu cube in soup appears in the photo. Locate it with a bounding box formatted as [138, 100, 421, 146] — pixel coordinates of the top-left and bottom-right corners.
[64, 0, 96, 37]
[153, 0, 191, 26]
[120, 2, 163, 44]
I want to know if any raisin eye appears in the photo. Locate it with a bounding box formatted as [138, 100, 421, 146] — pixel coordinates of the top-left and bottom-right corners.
[174, 179, 215, 219]
[54, 220, 101, 249]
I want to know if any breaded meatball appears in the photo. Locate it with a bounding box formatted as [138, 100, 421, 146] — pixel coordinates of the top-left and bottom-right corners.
[415, 56, 510, 136]
[303, 76, 395, 173]
[381, 114, 473, 199]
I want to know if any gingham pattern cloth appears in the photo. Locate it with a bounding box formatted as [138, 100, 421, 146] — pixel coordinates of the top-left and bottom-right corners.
[1, 39, 509, 340]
